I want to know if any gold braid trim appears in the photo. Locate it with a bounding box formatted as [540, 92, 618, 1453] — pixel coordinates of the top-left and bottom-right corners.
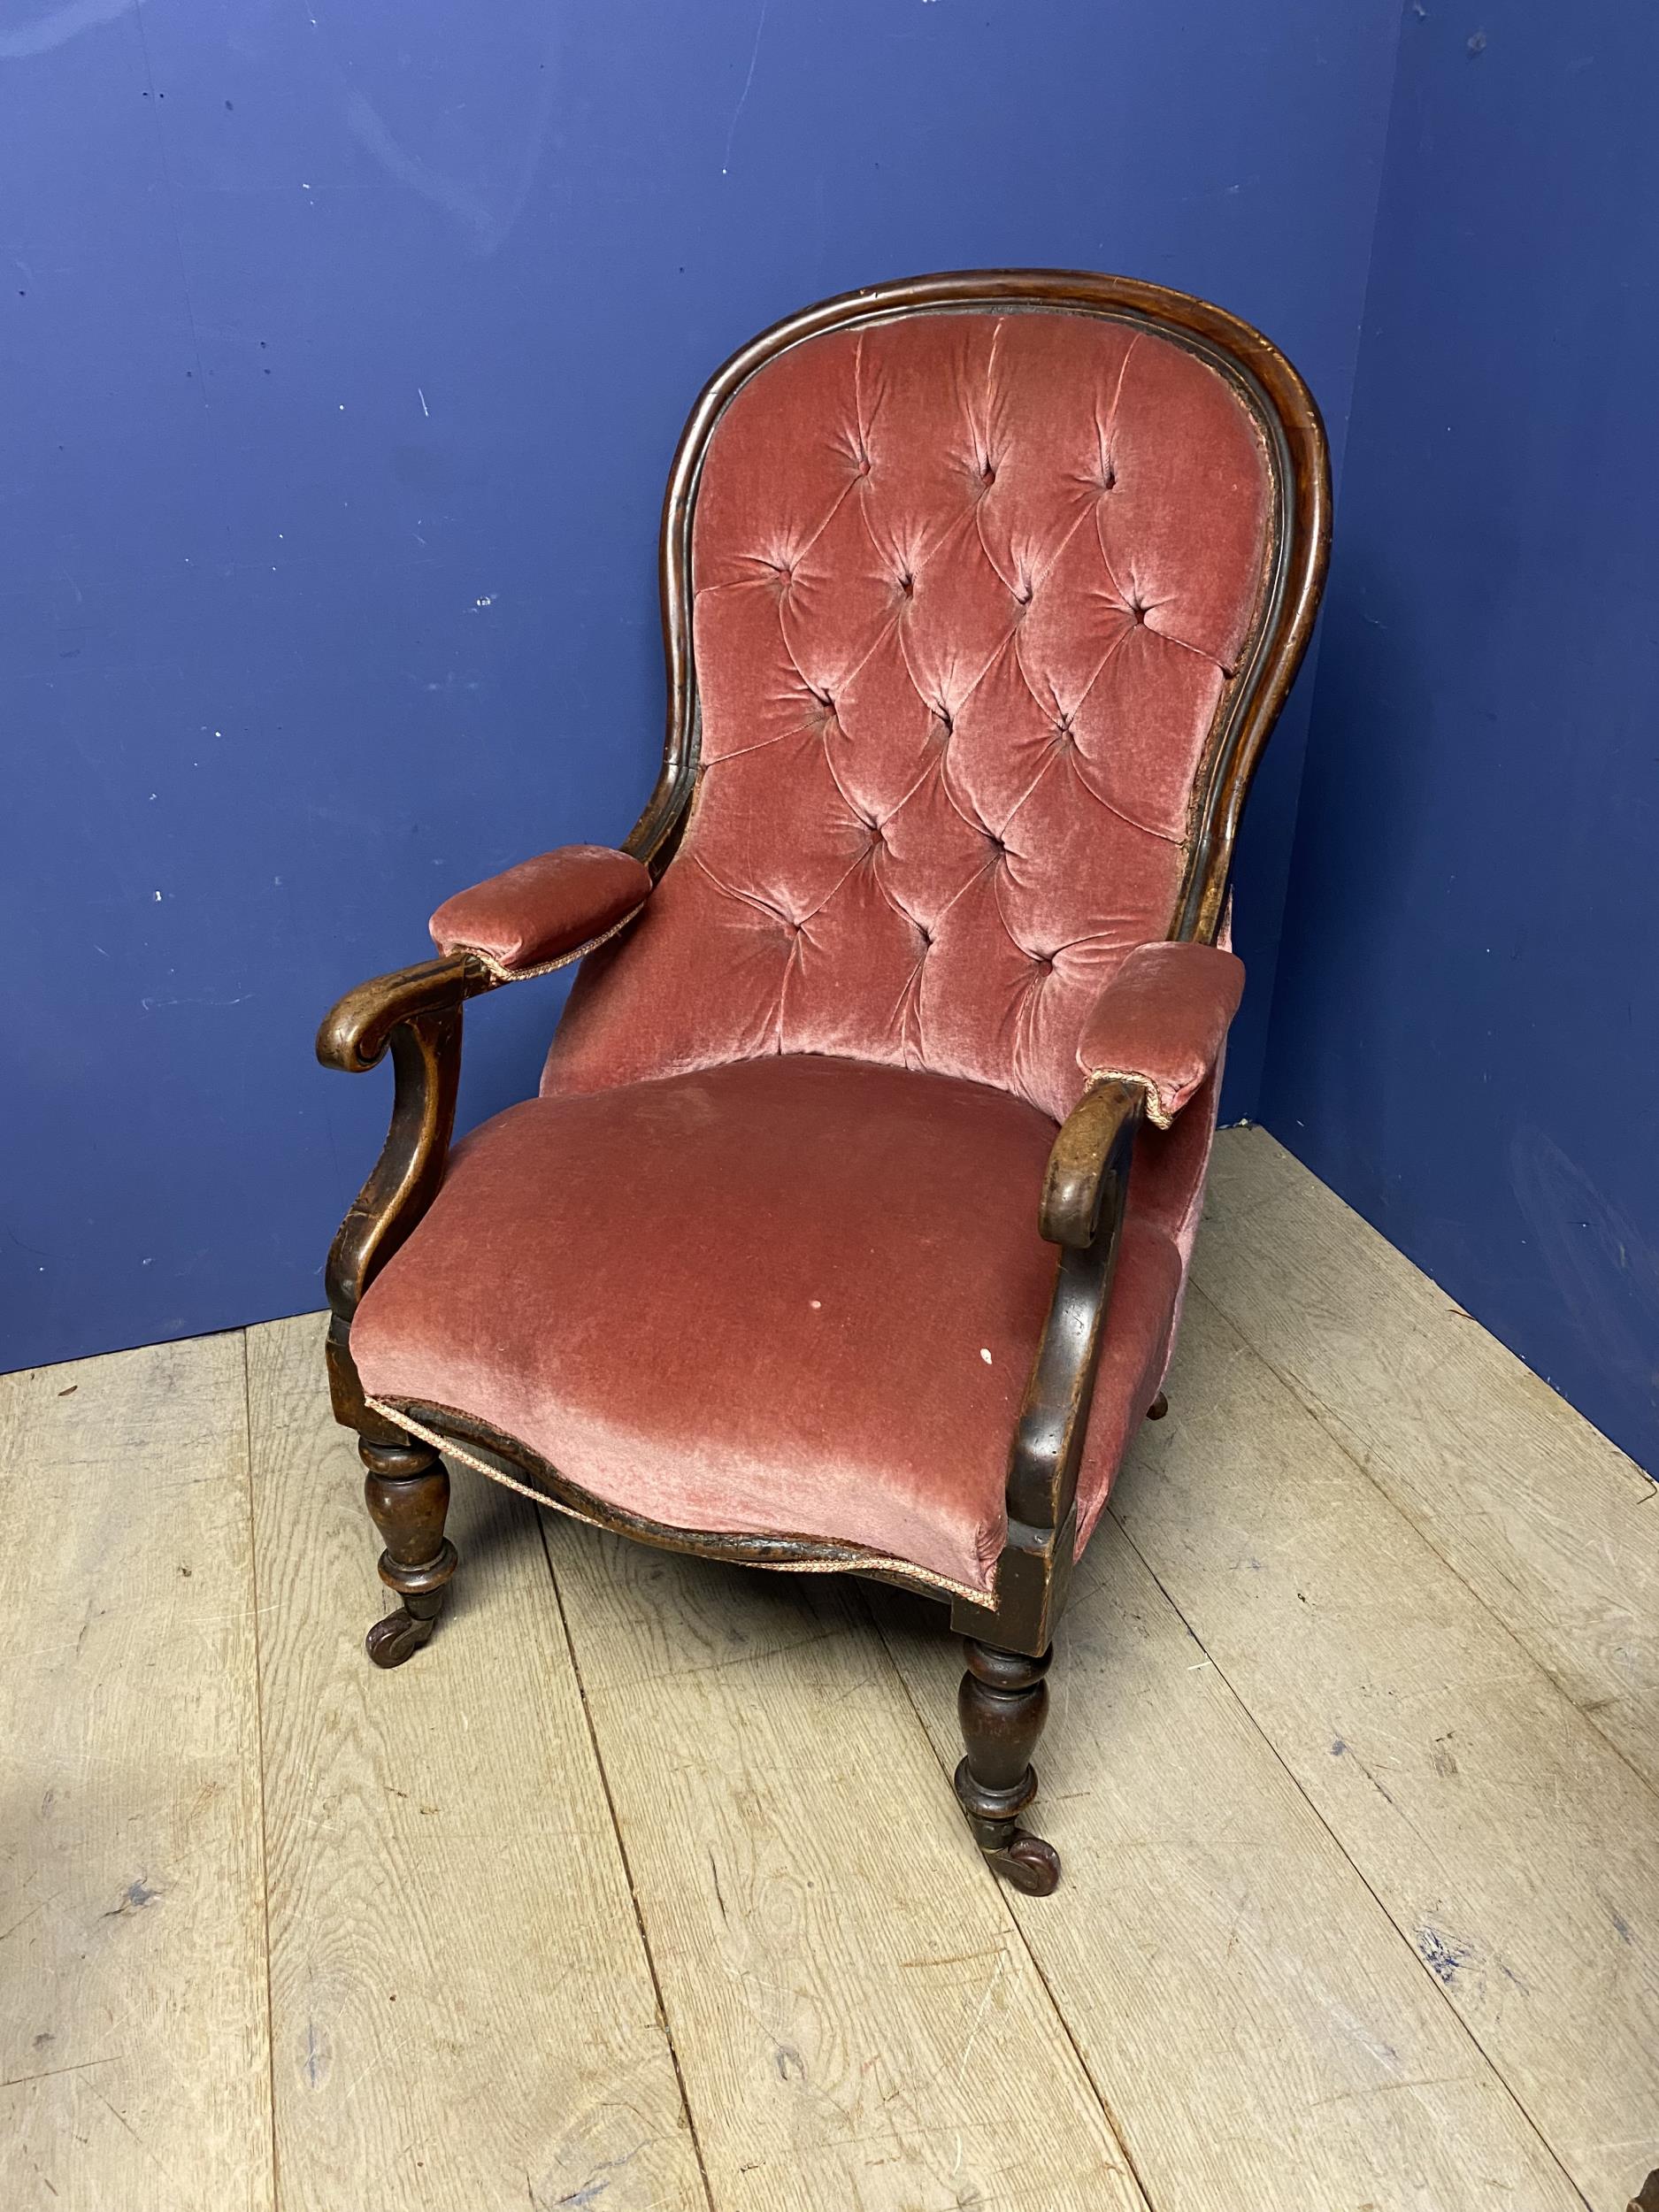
[440, 901, 647, 984]
[365, 1395, 995, 1605]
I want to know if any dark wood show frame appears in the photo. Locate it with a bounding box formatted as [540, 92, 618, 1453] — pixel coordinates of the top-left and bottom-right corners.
[317, 270, 1330, 1887]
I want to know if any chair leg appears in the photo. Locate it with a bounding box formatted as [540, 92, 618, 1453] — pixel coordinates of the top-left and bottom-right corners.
[1147, 1390, 1169, 1420]
[361, 1439, 457, 1669]
[954, 1639, 1061, 1895]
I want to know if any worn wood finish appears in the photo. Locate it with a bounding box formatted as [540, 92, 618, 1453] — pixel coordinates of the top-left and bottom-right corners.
[312, 278, 1331, 1811]
[954, 1642, 1062, 1893]
[1199, 1125, 1659, 1792]
[872, 1525, 1588, 2212]
[246, 1314, 707, 2212]
[0, 1339, 273, 2212]
[360, 1439, 457, 1668]
[1116, 1285, 1659, 2212]
[315, 952, 485, 1443]
[546, 1522, 1148, 2212]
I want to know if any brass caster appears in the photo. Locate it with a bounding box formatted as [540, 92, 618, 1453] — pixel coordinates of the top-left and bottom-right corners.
[984, 1831, 1062, 1895]
[365, 1607, 435, 1669]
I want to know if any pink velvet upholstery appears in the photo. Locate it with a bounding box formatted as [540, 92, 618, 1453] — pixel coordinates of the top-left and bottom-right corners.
[1077, 940, 1243, 1126]
[429, 846, 650, 974]
[548, 311, 1269, 1121]
[353, 1056, 1180, 1595]
[354, 305, 1278, 1584]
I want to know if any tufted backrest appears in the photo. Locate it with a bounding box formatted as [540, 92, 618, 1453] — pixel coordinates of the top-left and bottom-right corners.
[547, 301, 1279, 1124]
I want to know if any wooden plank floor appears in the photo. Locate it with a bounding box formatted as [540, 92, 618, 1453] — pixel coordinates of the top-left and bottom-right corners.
[3, 1129, 1655, 2212]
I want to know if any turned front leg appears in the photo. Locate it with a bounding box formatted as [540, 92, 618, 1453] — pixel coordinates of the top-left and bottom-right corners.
[362, 1439, 457, 1668]
[954, 1640, 1061, 1894]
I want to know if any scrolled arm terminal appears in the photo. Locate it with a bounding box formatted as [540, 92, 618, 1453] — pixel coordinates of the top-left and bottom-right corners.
[1040, 1078, 1145, 1250]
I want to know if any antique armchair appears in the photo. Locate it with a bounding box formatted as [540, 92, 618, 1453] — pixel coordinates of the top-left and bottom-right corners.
[318, 272, 1328, 1893]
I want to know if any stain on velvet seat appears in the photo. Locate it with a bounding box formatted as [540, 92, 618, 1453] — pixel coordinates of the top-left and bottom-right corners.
[351, 1053, 1181, 1596]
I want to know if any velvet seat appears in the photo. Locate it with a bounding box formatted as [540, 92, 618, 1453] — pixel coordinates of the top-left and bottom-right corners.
[318, 272, 1328, 1894]
[353, 1055, 1183, 1595]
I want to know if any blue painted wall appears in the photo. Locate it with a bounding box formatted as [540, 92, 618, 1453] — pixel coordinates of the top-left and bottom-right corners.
[1262, 4, 1659, 1472]
[2, 0, 1402, 1370]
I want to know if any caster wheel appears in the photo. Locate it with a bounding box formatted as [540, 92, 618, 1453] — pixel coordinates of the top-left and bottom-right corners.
[365, 1607, 434, 1669]
[987, 1831, 1062, 1895]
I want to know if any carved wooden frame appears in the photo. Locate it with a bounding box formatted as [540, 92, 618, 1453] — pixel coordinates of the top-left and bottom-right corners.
[318, 270, 1329, 1874]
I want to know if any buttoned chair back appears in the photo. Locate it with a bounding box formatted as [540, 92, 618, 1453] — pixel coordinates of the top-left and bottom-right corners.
[549, 280, 1313, 1123]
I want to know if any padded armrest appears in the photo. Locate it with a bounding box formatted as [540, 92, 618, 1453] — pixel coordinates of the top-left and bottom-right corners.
[428, 845, 652, 978]
[1076, 941, 1244, 1128]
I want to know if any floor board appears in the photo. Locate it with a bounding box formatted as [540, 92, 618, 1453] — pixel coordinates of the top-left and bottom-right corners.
[1115, 1284, 1658, 2212]
[548, 1523, 1147, 2212]
[246, 1315, 706, 2212]
[1199, 1129, 1659, 1793]
[873, 1525, 1584, 2212]
[0, 1338, 273, 2212]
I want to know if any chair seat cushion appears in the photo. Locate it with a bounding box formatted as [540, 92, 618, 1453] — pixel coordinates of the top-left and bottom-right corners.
[351, 1054, 1181, 1596]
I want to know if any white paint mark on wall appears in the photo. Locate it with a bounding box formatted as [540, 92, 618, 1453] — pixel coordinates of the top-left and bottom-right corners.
[343, 88, 499, 254]
[0, 0, 134, 63]
[720, 0, 772, 175]
[418, 388, 429, 419]
[141, 992, 252, 1010]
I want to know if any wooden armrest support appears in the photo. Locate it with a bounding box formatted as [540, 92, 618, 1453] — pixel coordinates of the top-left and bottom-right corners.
[315, 952, 506, 1436]
[956, 1079, 1148, 1653]
[1040, 1078, 1145, 1250]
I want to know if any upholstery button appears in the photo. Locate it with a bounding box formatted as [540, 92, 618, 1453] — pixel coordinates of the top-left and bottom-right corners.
[897, 572, 914, 597]
[1128, 600, 1147, 626]
[934, 705, 954, 736]
[1053, 715, 1073, 746]
[980, 461, 996, 487]
[1100, 466, 1117, 492]
[1015, 583, 1033, 607]
[856, 455, 872, 477]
